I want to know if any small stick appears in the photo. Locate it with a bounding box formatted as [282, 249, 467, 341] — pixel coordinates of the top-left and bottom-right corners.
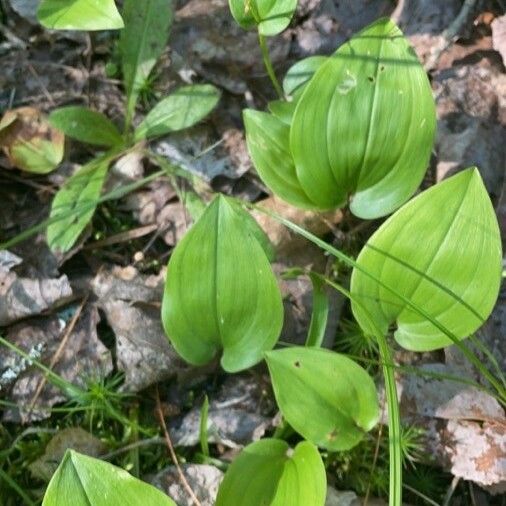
[25, 297, 88, 421]
[155, 387, 203, 506]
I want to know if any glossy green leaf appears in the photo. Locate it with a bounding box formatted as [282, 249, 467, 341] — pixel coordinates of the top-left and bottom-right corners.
[47, 155, 111, 253]
[49, 107, 123, 147]
[228, 0, 298, 36]
[42, 450, 176, 506]
[216, 439, 326, 506]
[120, 0, 173, 124]
[134, 84, 221, 141]
[288, 18, 436, 217]
[266, 347, 379, 451]
[243, 109, 316, 209]
[161, 195, 283, 372]
[350, 168, 502, 351]
[37, 0, 124, 31]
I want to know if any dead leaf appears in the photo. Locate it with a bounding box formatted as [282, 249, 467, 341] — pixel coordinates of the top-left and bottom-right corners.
[0, 107, 64, 174]
[152, 464, 223, 506]
[91, 266, 188, 392]
[0, 305, 113, 422]
[492, 15, 506, 66]
[29, 427, 106, 481]
[0, 252, 73, 326]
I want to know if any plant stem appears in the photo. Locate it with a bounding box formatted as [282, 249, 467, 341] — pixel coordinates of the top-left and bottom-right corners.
[376, 331, 402, 506]
[258, 32, 284, 99]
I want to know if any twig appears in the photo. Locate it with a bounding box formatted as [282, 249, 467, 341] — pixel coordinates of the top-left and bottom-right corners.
[425, 0, 480, 71]
[25, 297, 88, 421]
[155, 387, 203, 506]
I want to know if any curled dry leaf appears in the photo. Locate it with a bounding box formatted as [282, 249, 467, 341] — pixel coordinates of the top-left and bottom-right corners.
[0, 107, 64, 174]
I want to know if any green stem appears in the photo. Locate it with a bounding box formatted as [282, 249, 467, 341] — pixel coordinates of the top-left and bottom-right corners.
[0, 468, 36, 506]
[258, 32, 284, 99]
[376, 332, 402, 506]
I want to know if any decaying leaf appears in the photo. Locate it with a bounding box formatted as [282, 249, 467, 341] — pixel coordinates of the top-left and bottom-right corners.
[29, 427, 106, 481]
[0, 107, 64, 174]
[0, 253, 72, 326]
[91, 266, 188, 392]
[152, 464, 223, 506]
[170, 376, 272, 448]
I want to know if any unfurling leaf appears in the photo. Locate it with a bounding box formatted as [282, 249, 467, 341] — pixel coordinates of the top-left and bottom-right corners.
[0, 107, 64, 174]
[120, 0, 173, 125]
[37, 0, 124, 31]
[216, 439, 326, 506]
[49, 107, 123, 147]
[134, 84, 221, 141]
[47, 155, 113, 253]
[266, 347, 379, 451]
[350, 168, 502, 351]
[162, 195, 283, 372]
[42, 450, 176, 505]
[245, 18, 436, 219]
[228, 0, 298, 36]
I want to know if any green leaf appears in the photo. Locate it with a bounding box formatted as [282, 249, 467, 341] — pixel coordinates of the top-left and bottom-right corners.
[228, 0, 298, 36]
[49, 107, 123, 147]
[243, 109, 316, 209]
[283, 56, 327, 97]
[37, 0, 124, 31]
[266, 347, 379, 451]
[120, 0, 173, 125]
[42, 450, 176, 506]
[289, 18, 436, 217]
[216, 439, 326, 506]
[350, 168, 502, 351]
[267, 100, 296, 125]
[47, 155, 111, 253]
[161, 195, 283, 372]
[134, 84, 221, 141]
[305, 273, 329, 348]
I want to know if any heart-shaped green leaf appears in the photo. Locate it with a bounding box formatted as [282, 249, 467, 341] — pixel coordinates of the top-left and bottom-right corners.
[120, 0, 173, 124]
[228, 0, 298, 36]
[47, 154, 112, 253]
[216, 439, 326, 506]
[243, 110, 316, 209]
[49, 107, 123, 147]
[42, 450, 176, 505]
[350, 168, 502, 351]
[266, 347, 379, 451]
[290, 18, 436, 217]
[37, 0, 124, 31]
[134, 84, 221, 141]
[162, 195, 283, 372]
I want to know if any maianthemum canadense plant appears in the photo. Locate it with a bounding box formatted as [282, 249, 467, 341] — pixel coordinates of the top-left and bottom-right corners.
[2, 1, 501, 506]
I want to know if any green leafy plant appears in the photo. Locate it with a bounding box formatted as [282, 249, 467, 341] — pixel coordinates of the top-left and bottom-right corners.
[4, 3, 503, 506]
[45, 0, 220, 253]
